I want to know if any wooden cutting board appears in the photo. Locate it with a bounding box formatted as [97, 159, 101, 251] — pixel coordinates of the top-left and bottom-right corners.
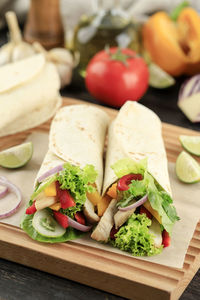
[0, 97, 200, 300]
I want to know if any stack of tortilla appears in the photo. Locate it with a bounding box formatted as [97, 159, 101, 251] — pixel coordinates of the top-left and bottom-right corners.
[0, 53, 61, 137]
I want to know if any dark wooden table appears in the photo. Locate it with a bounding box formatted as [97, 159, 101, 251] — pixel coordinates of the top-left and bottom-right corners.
[0, 27, 200, 300]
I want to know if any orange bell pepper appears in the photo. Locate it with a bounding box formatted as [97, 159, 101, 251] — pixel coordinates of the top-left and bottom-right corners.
[97, 195, 112, 217]
[142, 8, 200, 76]
[107, 183, 117, 199]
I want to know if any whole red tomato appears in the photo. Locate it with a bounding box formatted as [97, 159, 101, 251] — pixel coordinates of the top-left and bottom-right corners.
[85, 47, 149, 107]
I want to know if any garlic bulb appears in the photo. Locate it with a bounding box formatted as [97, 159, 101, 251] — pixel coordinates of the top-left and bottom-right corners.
[12, 42, 35, 62]
[48, 48, 74, 87]
[0, 43, 14, 66]
[33, 42, 74, 88]
[0, 11, 35, 66]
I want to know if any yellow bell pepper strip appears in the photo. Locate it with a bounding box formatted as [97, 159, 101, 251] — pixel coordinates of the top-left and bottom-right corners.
[44, 181, 57, 197]
[50, 202, 61, 211]
[86, 189, 102, 206]
[142, 8, 200, 76]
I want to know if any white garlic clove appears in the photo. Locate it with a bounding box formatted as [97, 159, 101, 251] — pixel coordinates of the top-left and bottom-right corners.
[56, 63, 73, 88]
[48, 48, 74, 66]
[12, 42, 35, 62]
[0, 43, 14, 66]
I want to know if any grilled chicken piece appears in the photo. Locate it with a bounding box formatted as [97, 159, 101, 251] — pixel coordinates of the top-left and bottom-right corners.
[83, 198, 100, 224]
[91, 199, 118, 242]
[114, 208, 135, 229]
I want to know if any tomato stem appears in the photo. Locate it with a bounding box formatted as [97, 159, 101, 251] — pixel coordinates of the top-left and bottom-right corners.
[105, 45, 137, 66]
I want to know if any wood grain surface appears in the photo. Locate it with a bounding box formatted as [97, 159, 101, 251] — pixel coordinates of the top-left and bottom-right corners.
[0, 97, 200, 300]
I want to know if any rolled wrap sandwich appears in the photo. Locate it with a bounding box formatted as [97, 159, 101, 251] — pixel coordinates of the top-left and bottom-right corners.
[21, 105, 109, 243]
[91, 101, 179, 256]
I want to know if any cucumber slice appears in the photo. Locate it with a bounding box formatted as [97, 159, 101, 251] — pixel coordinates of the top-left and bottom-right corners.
[32, 209, 66, 238]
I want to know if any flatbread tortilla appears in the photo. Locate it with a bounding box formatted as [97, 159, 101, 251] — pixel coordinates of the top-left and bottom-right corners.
[0, 54, 61, 137]
[36, 105, 110, 193]
[103, 101, 171, 195]
[0, 54, 45, 93]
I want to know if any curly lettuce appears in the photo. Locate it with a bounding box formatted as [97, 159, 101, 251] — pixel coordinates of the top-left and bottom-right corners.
[112, 158, 180, 235]
[57, 163, 97, 218]
[111, 214, 163, 256]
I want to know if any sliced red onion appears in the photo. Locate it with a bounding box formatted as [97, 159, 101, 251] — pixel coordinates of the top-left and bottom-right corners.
[37, 164, 63, 183]
[68, 216, 92, 232]
[0, 176, 22, 219]
[178, 75, 200, 102]
[178, 78, 189, 100]
[118, 194, 148, 211]
[0, 185, 8, 199]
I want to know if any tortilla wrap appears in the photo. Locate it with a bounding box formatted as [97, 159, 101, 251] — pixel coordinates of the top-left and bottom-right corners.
[0, 54, 61, 137]
[103, 101, 171, 195]
[36, 105, 110, 193]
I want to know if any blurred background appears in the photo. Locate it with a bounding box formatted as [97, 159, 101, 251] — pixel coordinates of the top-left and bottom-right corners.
[0, 0, 200, 128]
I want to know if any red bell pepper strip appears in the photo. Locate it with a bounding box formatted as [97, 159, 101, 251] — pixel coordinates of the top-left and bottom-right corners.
[110, 226, 119, 240]
[140, 205, 153, 220]
[56, 181, 76, 209]
[117, 173, 143, 191]
[59, 190, 76, 209]
[53, 211, 69, 228]
[162, 230, 171, 248]
[26, 201, 36, 215]
[75, 212, 86, 225]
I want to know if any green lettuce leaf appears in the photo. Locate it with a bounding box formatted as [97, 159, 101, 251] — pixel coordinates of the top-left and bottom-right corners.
[145, 172, 180, 234]
[21, 213, 83, 243]
[111, 214, 163, 256]
[57, 163, 97, 218]
[112, 158, 180, 235]
[111, 158, 147, 178]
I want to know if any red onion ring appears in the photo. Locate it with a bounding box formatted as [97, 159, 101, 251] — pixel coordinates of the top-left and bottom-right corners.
[118, 194, 148, 211]
[37, 164, 63, 182]
[68, 216, 92, 232]
[0, 176, 22, 219]
[178, 75, 200, 102]
[0, 185, 8, 199]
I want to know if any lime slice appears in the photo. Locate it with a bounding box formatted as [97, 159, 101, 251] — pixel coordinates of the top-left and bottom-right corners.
[0, 142, 33, 169]
[149, 63, 175, 88]
[175, 151, 200, 183]
[179, 135, 200, 156]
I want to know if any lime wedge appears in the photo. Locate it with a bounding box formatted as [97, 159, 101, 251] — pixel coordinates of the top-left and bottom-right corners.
[175, 151, 200, 183]
[0, 142, 33, 169]
[179, 135, 200, 156]
[149, 63, 175, 88]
